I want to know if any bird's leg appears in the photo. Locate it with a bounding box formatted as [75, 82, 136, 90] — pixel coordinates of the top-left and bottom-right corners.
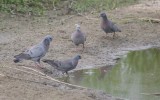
[76, 45, 81, 51]
[38, 63, 43, 68]
[66, 71, 69, 76]
[82, 43, 85, 51]
[113, 32, 115, 39]
[62, 71, 65, 75]
[39, 62, 43, 68]
[37, 59, 44, 68]
[34, 62, 43, 69]
[65, 71, 70, 77]
[34, 62, 40, 68]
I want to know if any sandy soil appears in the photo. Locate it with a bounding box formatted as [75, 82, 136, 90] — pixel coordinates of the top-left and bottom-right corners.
[0, 0, 160, 100]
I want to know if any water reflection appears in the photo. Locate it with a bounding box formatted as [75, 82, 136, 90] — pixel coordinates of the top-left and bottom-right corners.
[58, 48, 160, 100]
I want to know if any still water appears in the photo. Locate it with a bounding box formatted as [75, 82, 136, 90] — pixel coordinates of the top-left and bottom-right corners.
[59, 48, 160, 100]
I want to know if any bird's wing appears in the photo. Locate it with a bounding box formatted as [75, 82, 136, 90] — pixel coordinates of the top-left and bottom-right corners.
[43, 59, 74, 72]
[51, 60, 69, 71]
[52, 60, 62, 68]
[27, 44, 45, 58]
[63, 59, 73, 68]
[109, 20, 121, 32]
[81, 31, 86, 41]
[112, 23, 120, 31]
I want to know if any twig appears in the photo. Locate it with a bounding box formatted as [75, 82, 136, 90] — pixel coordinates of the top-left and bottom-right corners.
[3, 66, 87, 89]
[2, 66, 43, 76]
[139, 17, 160, 23]
[141, 93, 160, 96]
[17, 65, 46, 76]
[43, 74, 87, 89]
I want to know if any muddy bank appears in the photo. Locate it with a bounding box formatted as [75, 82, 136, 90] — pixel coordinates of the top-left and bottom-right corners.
[0, 0, 160, 100]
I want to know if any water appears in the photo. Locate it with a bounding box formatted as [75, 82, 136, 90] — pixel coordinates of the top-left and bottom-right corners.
[58, 48, 160, 100]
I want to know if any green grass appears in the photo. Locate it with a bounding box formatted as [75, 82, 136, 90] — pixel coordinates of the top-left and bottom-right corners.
[0, 0, 138, 15]
[72, 0, 138, 12]
[0, 0, 57, 15]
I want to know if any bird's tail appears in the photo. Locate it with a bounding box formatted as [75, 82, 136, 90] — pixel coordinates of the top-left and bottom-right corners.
[114, 24, 121, 32]
[13, 53, 31, 63]
[13, 59, 20, 63]
[42, 59, 52, 63]
[42, 59, 58, 68]
[117, 28, 121, 32]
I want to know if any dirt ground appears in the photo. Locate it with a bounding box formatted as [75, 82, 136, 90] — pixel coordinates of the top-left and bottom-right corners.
[0, 0, 160, 100]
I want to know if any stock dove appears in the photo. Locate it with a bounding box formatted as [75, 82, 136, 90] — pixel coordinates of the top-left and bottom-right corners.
[42, 55, 81, 75]
[71, 24, 86, 49]
[100, 12, 121, 38]
[13, 35, 53, 68]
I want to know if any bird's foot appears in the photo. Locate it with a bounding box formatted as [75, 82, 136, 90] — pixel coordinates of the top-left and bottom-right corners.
[112, 33, 118, 39]
[35, 63, 44, 70]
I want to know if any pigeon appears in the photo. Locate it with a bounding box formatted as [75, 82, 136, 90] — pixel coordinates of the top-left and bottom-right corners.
[42, 55, 81, 75]
[100, 12, 121, 39]
[71, 24, 86, 50]
[13, 35, 53, 68]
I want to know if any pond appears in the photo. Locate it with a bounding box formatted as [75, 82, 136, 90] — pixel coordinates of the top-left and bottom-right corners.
[58, 48, 160, 100]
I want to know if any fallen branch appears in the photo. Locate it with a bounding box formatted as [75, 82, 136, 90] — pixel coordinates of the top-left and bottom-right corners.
[139, 18, 160, 23]
[141, 93, 160, 96]
[3, 66, 87, 89]
[17, 65, 46, 76]
[43, 73, 87, 89]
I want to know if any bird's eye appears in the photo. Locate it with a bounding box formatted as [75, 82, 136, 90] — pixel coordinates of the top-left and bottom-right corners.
[49, 38, 52, 41]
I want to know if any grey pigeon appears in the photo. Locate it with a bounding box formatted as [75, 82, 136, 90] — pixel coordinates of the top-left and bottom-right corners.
[71, 24, 86, 49]
[42, 55, 81, 75]
[13, 35, 53, 68]
[100, 12, 121, 38]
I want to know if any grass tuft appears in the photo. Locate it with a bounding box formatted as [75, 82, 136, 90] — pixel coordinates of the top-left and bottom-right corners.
[72, 0, 138, 13]
[0, 0, 138, 15]
[0, 0, 55, 15]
